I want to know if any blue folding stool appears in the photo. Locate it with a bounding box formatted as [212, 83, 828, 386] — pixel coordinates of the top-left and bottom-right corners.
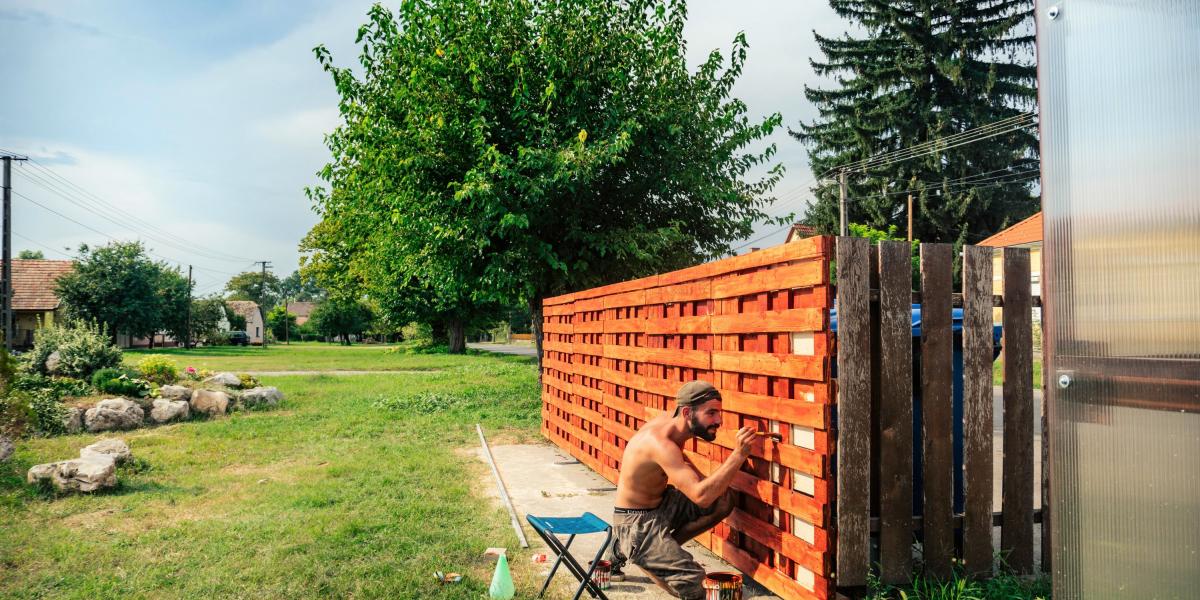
[526, 512, 612, 600]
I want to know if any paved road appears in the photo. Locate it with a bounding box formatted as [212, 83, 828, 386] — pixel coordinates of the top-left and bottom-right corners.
[468, 342, 538, 357]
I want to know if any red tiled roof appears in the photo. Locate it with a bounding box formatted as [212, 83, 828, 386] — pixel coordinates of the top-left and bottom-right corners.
[226, 300, 262, 320]
[12, 259, 75, 311]
[287, 301, 316, 318]
[785, 223, 818, 243]
[978, 211, 1042, 247]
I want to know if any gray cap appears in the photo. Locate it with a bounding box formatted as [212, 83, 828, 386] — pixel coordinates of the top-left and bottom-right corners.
[676, 380, 721, 410]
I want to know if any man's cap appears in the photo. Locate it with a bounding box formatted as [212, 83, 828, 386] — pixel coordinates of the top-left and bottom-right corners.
[676, 380, 722, 410]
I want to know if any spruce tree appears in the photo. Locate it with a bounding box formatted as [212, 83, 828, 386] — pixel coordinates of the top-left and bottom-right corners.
[793, 0, 1039, 246]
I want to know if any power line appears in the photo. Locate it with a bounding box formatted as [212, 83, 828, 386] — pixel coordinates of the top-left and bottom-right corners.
[12, 232, 72, 259]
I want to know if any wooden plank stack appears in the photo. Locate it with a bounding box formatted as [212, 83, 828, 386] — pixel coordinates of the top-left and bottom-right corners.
[541, 236, 835, 600]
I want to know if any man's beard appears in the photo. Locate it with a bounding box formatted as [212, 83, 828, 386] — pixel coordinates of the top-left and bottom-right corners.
[688, 414, 718, 442]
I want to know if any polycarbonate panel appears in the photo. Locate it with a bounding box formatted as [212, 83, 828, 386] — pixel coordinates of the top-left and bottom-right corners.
[1037, 1, 1200, 597]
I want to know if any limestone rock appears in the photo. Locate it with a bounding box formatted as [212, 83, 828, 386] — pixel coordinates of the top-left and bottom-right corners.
[240, 386, 283, 409]
[150, 398, 190, 423]
[190, 389, 230, 417]
[159, 385, 193, 401]
[27, 456, 117, 492]
[204, 372, 242, 388]
[80, 438, 131, 465]
[45, 351, 62, 374]
[0, 435, 13, 462]
[62, 407, 84, 434]
[83, 398, 144, 432]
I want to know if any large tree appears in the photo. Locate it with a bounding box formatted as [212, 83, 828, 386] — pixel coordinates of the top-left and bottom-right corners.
[279, 271, 325, 303]
[55, 242, 186, 342]
[225, 271, 282, 310]
[794, 0, 1039, 247]
[304, 0, 785, 356]
[309, 296, 374, 345]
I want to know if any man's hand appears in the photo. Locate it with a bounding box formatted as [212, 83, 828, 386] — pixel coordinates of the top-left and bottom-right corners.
[734, 426, 757, 459]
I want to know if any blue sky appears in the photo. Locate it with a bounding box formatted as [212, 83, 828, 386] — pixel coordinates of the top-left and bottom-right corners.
[1, 1, 843, 295]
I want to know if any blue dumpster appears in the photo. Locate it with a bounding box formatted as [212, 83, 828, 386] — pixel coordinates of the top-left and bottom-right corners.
[830, 305, 1003, 514]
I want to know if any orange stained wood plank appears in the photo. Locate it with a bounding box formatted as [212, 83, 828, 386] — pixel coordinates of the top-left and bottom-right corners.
[684, 450, 824, 525]
[711, 260, 827, 299]
[543, 292, 577, 307]
[711, 352, 827, 381]
[542, 372, 572, 396]
[707, 428, 826, 477]
[645, 280, 712, 305]
[602, 289, 648, 310]
[601, 440, 625, 465]
[573, 320, 605, 333]
[607, 418, 637, 444]
[542, 339, 571, 353]
[725, 508, 830, 575]
[603, 345, 711, 371]
[709, 308, 826, 335]
[543, 321, 574, 334]
[599, 367, 684, 398]
[720, 388, 830, 430]
[542, 357, 574, 375]
[574, 383, 603, 403]
[571, 274, 662, 303]
[545, 410, 601, 450]
[705, 530, 831, 600]
[603, 392, 648, 420]
[542, 302, 576, 316]
[574, 297, 607, 314]
[601, 314, 711, 335]
[657, 236, 832, 288]
[571, 342, 605, 358]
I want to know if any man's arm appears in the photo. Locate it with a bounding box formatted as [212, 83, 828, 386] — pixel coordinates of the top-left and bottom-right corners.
[656, 426, 757, 508]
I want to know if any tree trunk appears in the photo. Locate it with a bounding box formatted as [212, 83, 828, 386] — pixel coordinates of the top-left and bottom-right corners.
[529, 297, 544, 383]
[447, 318, 466, 354]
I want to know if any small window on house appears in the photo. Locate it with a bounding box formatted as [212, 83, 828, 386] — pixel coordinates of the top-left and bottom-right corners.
[256, 327, 260, 337]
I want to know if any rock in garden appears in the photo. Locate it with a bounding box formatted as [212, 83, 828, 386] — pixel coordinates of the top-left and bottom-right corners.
[204, 372, 242, 388]
[80, 438, 131, 465]
[159, 385, 193, 401]
[62, 407, 84, 434]
[83, 399, 145, 432]
[27, 456, 117, 493]
[0, 435, 13, 462]
[45, 350, 62, 374]
[190, 389, 230, 417]
[150, 398, 190, 423]
[240, 386, 283, 408]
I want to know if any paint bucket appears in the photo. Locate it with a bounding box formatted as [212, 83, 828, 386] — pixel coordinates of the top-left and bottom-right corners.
[702, 572, 743, 600]
[588, 560, 612, 589]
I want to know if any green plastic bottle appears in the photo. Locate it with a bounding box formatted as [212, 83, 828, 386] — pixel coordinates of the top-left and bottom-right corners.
[489, 553, 515, 600]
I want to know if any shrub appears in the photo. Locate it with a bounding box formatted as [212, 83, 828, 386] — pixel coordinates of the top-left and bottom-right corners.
[137, 355, 179, 384]
[28, 389, 67, 436]
[237, 373, 260, 388]
[207, 331, 233, 346]
[27, 319, 123, 379]
[91, 368, 151, 397]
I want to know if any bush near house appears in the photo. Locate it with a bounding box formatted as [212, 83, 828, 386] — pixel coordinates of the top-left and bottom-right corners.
[136, 355, 179, 384]
[25, 319, 123, 380]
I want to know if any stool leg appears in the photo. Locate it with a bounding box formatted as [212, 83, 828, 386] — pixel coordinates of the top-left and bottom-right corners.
[537, 533, 576, 599]
[573, 528, 613, 600]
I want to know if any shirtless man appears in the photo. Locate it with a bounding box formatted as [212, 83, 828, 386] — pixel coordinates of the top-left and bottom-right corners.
[609, 380, 758, 599]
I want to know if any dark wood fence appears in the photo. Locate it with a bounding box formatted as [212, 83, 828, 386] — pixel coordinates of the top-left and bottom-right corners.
[834, 238, 1047, 594]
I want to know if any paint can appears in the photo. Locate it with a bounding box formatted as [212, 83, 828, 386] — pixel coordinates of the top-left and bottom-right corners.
[702, 571, 743, 600]
[588, 560, 612, 589]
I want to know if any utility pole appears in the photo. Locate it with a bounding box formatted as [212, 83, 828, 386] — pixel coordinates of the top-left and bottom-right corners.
[185, 265, 193, 349]
[838, 169, 849, 237]
[284, 298, 290, 345]
[254, 260, 272, 349]
[907, 175, 917, 242]
[2, 154, 28, 352]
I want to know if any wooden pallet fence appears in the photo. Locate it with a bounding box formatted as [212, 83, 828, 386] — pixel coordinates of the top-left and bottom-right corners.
[833, 238, 1046, 594]
[540, 236, 836, 600]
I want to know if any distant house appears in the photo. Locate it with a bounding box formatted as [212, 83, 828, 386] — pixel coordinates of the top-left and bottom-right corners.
[226, 300, 265, 344]
[979, 211, 1043, 323]
[288, 301, 317, 326]
[785, 223, 818, 243]
[10, 259, 75, 348]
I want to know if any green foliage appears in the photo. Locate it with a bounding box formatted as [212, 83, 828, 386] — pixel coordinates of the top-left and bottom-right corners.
[309, 296, 374, 345]
[91, 368, 151, 397]
[6, 371, 92, 437]
[225, 271, 282, 311]
[27, 319, 123, 379]
[371, 391, 469, 415]
[27, 390, 67, 436]
[266, 305, 299, 341]
[279, 271, 326, 302]
[303, 0, 786, 353]
[237, 373, 260, 389]
[136, 355, 179, 384]
[0, 350, 31, 436]
[226, 311, 247, 333]
[55, 241, 189, 341]
[17, 249, 44, 259]
[864, 560, 1051, 600]
[795, 0, 1039, 247]
[848, 222, 921, 289]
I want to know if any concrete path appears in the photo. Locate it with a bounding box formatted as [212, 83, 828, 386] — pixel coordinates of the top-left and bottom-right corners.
[468, 342, 538, 357]
[474, 443, 780, 599]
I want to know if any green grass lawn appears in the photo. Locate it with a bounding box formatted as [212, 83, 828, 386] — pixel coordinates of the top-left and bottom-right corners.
[1, 346, 554, 599]
[123, 341, 485, 372]
[992, 357, 1044, 388]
